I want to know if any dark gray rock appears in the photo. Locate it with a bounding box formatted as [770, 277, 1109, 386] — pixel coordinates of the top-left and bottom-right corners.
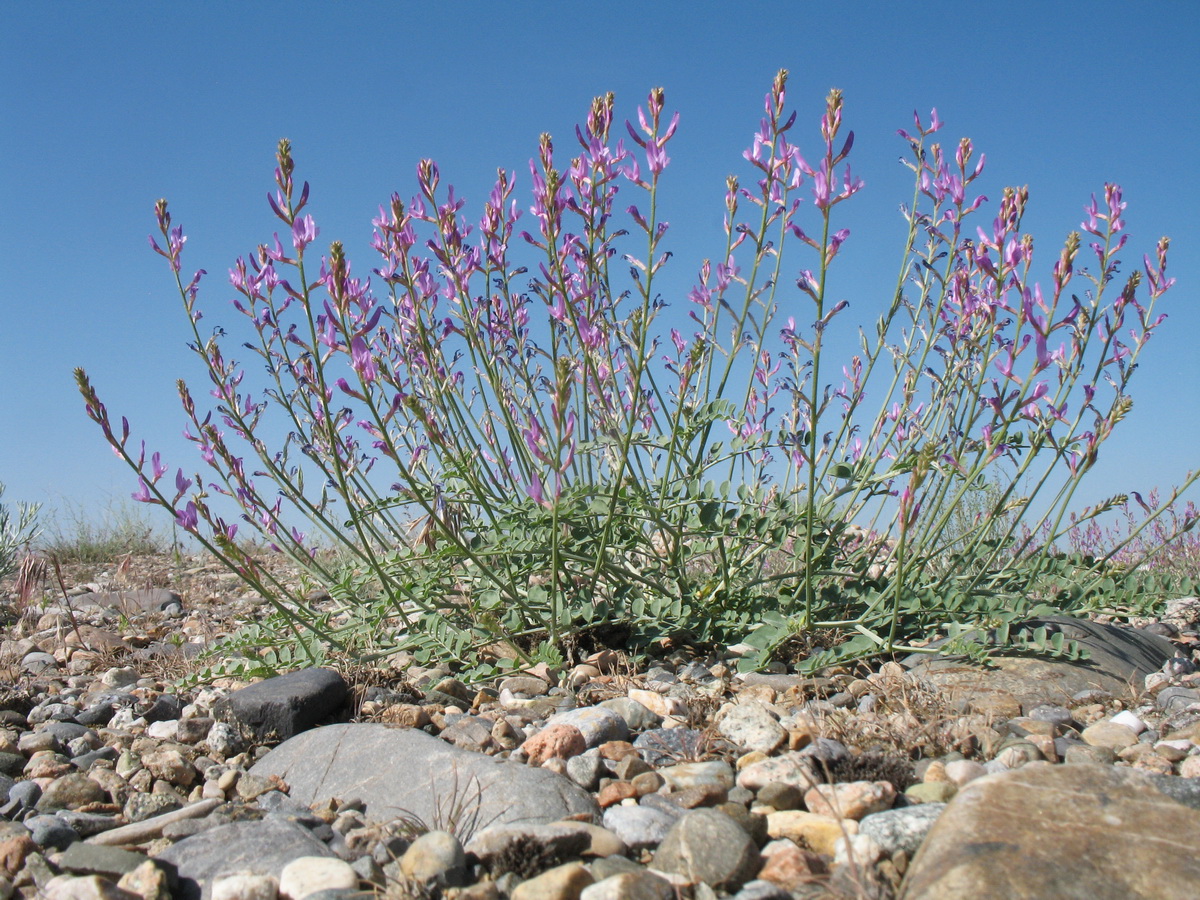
[249, 723, 597, 828]
[155, 815, 334, 900]
[0, 752, 24, 777]
[26, 814, 79, 850]
[214, 667, 349, 741]
[906, 615, 1177, 710]
[1146, 774, 1200, 811]
[143, 693, 184, 723]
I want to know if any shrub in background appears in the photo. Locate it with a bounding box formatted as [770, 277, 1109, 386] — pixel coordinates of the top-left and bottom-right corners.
[77, 71, 1197, 680]
[0, 482, 40, 580]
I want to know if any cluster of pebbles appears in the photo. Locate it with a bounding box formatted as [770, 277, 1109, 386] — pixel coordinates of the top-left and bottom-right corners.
[1, 557, 1199, 899]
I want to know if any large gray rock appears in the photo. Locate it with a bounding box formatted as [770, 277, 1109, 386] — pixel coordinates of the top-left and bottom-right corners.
[214, 668, 348, 742]
[906, 615, 1177, 710]
[899, 763, 1200, 899]
[249, 723, 598, 828]
[155, 817, 333, 900]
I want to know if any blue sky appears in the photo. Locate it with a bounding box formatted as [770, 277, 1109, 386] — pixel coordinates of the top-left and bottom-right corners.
[2, 1, 1197, 531]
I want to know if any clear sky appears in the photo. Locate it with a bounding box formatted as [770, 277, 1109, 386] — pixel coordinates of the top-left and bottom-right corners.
[2, 1, 1197, 529]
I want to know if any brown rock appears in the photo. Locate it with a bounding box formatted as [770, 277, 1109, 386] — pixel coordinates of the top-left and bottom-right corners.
[900, 763, 1200, 899]
[597, 781, 638, 808]
[598, 741, 637, 762]
[380, 703, 430, 728]
[803, 780, 895, 820]
[523, 724, 587, 766]
[0, 835, 37, 876]
[510, 861, 593, 900]
[757, 839, 828, 890]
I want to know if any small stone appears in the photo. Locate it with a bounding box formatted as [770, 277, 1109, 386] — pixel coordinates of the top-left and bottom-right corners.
[523, 725, 587, 766]
[630, 772, 664, 797]
[802, 781, 895, 820]
[579, 871, 675, 900]
[598, 699, 661, 732]
[510, 861, 593, 900]
[625, 689, 687, 720]
[1064, 743, 1117, 765]
[122, 793, 179, 823]
[600, 806, 676, 851]
[652, 809, 759, 890]
[756, 840, 827, 891]
[116, 861, 171, 900]
[57, 843, 149, 878]
[27, 815, 79, 851]
[657, 761, 734, 792]
[545, 708, 629, 748]
[905, 782, 957, 804]
[1180, 755, 1200, 778]
[566, 754, 607, 791]
[718, 702, 787, 755]
[277, 856, 357, 900]
[1109, 710, 1146, 733]
[0, 835, 37, 877]
[736, 753, 820, 793]
[500, 676, 551, 697]
[399, 831, 466, 886]
[211, 873, 279, 900]
[1081, 720, 1139, 750]
[858, 803, 947, 857]
[755, 782, 804, 811]
[440, 716, 493, 752]
[37, 773, 107, 811]
[598, 782, 638, 808]
[141, 748, 197, 787]
[765, 810, 857, 855]
[42, 874, 140, 899]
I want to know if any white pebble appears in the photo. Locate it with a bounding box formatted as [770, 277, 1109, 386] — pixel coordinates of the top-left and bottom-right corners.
[211, 872, 278, 900]
[278, 856, 357, 899]
[1109, 710, 1146, 734]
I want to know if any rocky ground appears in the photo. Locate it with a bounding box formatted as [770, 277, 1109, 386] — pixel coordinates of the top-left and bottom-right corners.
[1, 553, 1200, 900]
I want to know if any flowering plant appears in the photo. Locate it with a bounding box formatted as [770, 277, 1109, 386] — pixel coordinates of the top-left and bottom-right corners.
[77, 71, 1196, 679]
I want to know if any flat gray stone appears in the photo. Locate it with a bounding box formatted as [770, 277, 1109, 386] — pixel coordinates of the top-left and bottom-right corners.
[80, 588, 183, 614]
[155, 816, 333, 900]
[57, 841, 149, 877]
[214, 668, 348, 741]
[249, 723, 597, 828]
[906, 615, 1177, 710]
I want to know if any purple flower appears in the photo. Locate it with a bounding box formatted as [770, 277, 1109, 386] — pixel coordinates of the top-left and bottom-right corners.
[131, 478, 153, 503]
[173, 468, 193, 503]
[175, 502, 199, 532]
[292, 215, 319, 253]
[350, 336, 377, 383]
